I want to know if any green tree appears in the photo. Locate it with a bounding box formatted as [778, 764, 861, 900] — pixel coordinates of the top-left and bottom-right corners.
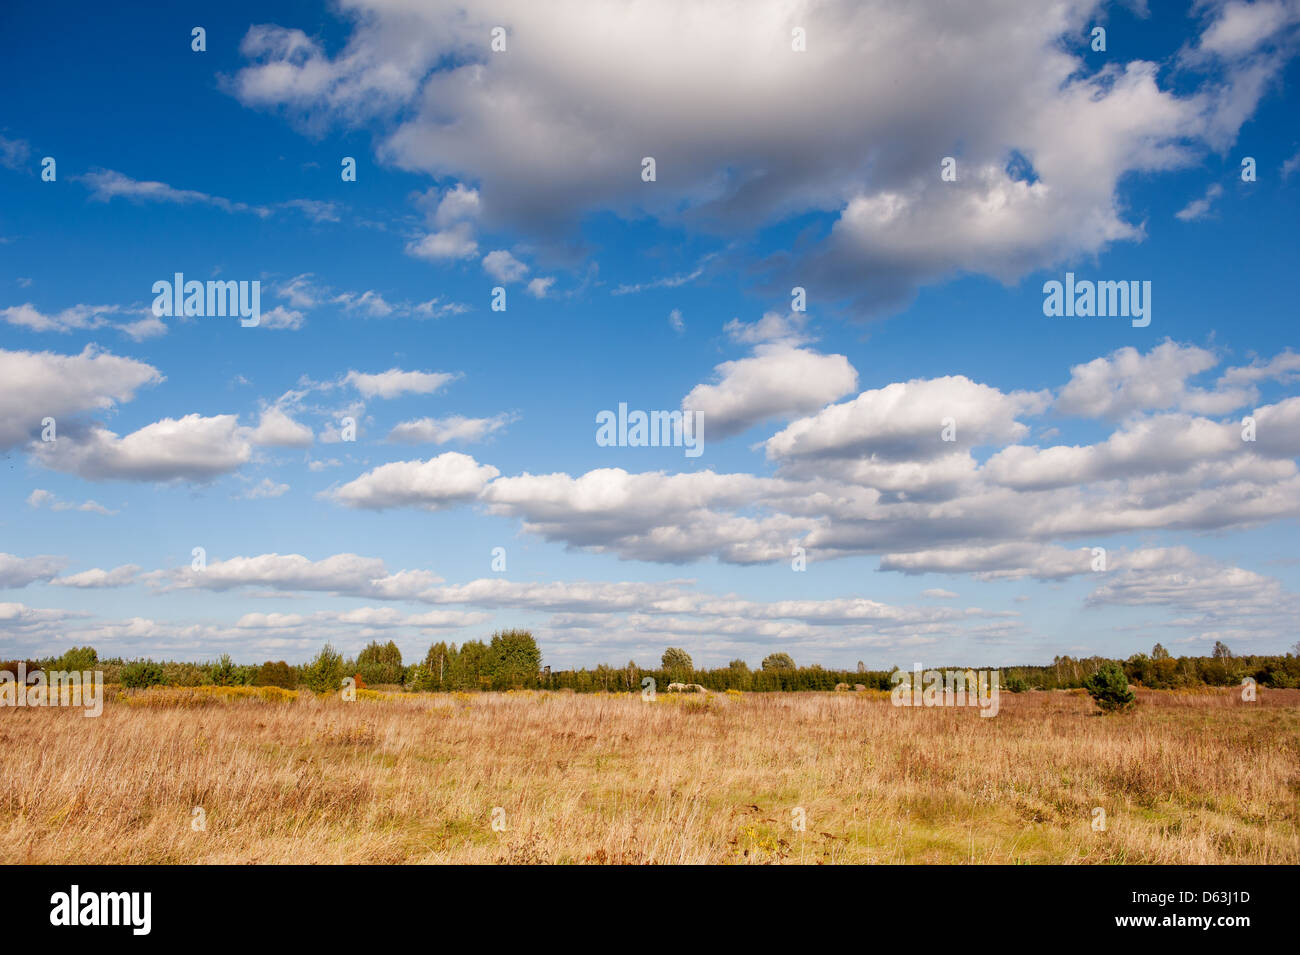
[210, 653, 239, 686]
[302, 644, 344, 694]
[490, 629, 542, 688]
[120, 659, 166, 688]
[452, 640, 492, 690]
[661, 647, 693, 675]
[356, 640, 404, 685]
[423, 641, 454, 689]
[54, 646, 98, 671]
[762, 652, 795, 671]
[727, 659, 749, 671]
[1083, 663, 1136, 713]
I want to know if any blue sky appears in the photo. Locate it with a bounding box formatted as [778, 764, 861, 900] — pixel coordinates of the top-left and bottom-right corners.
[2, 0, 1299, 670]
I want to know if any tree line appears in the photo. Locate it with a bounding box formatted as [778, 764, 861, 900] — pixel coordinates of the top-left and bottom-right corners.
[4, 636, 1298, 693]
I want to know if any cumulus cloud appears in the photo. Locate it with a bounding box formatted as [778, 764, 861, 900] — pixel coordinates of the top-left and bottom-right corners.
[407, 222, 478, 261]
[0, 346, 162, 450]
[526, 276, 555, 298]
[32, 413, 252, 482]
[765, 376, 1048, 464]
[446, 346, 1300, 567]
[227, 0, 1289, 311]
[683, 344, 858, 439]
[1056, 342, 1251, 418]
[482, 249, 529, 283]
[161, 552, 404, 594]
[327, 452, 500, 510]
[248, 407, 314, 447]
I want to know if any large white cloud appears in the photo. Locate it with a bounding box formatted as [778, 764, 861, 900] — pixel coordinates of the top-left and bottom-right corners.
[31, 413, 252, 482]
[765, 376, 1049, 464]
[0, 346, 162, 450]
[226, 0, 1290, 310]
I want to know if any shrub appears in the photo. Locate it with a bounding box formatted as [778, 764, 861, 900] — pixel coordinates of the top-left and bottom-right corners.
[120, 659, 166, 688]
[253, 660, 296, 689]
[1084, 663, 1136, 713]
[163, 662, 206, 686]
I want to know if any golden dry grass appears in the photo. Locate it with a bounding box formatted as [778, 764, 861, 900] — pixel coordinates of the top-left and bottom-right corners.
[1, 686, 1297, 864]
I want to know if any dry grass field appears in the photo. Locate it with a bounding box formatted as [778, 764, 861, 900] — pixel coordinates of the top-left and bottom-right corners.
[2, 686, 1297, 864]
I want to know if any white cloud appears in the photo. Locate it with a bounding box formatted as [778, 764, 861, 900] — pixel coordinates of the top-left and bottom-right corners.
[0, 553, 64, 589]
[227, 0, 1287, 311]
[344, 367, 458, 399]
[163, 552, 397, 594]
[683, 344, 858, 439]
[880, 543, 1094, 581]
[0, 346, 162, 450]
[327, 452, 500, 510]
[26, 488, 115, 514]
[1175, 183, 1224, 221]
[248, 407, 314, 447]
[387, 413, 514, 444]
[526, 276, 555, 298]
[1, 302, 120, 333]
[482, 249, 529, 283]
[1196, 0, 1300, 59]
[56, 565, 141, 588]
[118, 314, 169, 340]
[32, 414, 252, 482]
[765, 375, 1047, 464]
[1055, 341, 1246, 419]
[724, 311, 809, 346]
[406, 222, 478, 261]
[257, 305, 306, 330]
[242, 477, 290, 499]
[79, 169, 265, 215]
